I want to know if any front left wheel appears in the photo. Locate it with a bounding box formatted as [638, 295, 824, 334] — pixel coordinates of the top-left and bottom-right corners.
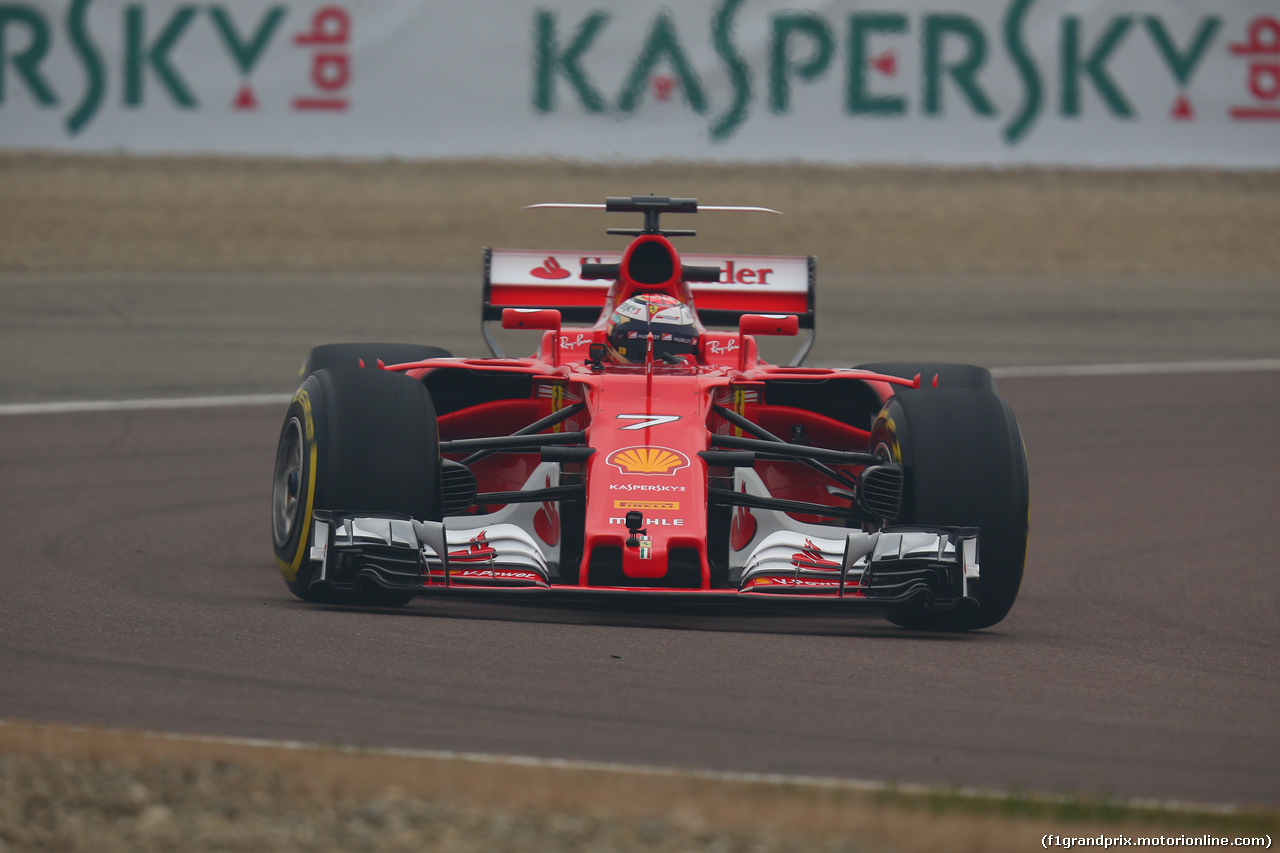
[272, 366, 442, 606]
[868, 387, 1029, 631]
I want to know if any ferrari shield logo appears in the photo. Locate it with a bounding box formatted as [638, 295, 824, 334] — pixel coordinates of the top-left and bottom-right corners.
[606, 446, 690, 476]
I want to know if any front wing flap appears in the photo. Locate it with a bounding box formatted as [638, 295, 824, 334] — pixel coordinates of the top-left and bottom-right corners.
[739, 528, 980, 607]
[307, 513, 552, 594]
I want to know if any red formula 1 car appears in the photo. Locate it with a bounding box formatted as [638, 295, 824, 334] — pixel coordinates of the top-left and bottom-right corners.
[271, 196, 1028, 630]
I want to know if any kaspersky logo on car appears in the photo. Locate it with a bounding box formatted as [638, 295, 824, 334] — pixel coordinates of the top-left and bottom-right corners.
[606, 446, 690, 476]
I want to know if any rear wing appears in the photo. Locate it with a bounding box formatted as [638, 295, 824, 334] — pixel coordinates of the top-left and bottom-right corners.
[483, 248, 816, 364]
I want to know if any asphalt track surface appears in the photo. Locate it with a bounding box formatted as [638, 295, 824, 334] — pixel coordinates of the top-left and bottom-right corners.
[1, 370, 1277, 808]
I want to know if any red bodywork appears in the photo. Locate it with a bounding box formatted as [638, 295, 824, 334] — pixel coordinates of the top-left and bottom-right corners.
[383, 232, 917, 592]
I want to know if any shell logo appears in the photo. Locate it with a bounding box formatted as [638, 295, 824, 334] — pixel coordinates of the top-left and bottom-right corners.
[606, 446, 690, 476]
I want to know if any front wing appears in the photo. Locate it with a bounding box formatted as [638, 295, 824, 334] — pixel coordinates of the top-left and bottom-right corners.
[300, 504, 979, 610]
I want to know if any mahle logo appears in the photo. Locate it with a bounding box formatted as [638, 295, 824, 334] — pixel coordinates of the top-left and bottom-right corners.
[532, 0, 1238, 145]
[0, 1, 352, 134]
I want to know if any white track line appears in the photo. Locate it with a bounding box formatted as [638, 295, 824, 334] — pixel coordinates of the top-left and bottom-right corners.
[1, 359, 1278, 416]
[991, 358, 1280, 379]
[0, 720, 1245, 817]
[0, 392, 291, 416]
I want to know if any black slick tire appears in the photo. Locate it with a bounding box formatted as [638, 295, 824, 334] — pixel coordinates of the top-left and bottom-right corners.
[271, 366, 442, 606]
[868, 387, 1028, 631]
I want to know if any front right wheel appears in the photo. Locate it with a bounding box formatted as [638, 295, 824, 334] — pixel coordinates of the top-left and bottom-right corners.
[868, 387, 1029, 631]
[272, 366, 442, 606]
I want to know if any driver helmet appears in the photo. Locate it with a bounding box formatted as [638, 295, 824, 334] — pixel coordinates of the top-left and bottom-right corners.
[606, 293, 700, 364]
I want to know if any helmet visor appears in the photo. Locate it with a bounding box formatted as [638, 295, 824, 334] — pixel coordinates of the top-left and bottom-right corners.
[610, 325, 698, 363]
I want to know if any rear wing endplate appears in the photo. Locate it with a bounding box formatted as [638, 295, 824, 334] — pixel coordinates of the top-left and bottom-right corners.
[482, 248, 816, 365]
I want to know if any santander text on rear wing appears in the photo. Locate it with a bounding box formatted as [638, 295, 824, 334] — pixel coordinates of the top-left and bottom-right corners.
[483, 248, 816, 363]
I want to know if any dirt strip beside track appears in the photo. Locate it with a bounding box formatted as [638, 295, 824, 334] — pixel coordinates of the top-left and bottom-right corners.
[3, 721, 1274, 853]
[3, 153, 1277, 275]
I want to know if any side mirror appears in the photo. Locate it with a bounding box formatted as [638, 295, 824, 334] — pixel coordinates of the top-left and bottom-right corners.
[502, 308, 563, 366]
[502, 308, 562, 333]
[738, 314, 799, 336]
[735, 314, 798, 371]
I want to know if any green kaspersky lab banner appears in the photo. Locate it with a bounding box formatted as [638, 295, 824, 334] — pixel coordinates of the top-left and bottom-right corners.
[0, 0, 1275, 166]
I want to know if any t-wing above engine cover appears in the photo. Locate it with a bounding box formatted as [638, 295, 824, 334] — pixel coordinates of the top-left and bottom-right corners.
[523, 194, 780, 238]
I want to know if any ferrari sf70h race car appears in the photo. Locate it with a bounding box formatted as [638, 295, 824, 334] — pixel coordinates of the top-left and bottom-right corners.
[271, 196, 1029, 630]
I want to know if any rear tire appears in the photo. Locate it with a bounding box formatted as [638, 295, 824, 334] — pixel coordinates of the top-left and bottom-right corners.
[272, 366, 442, 606]
[300, 343, 452, 383]
[857, 362, 995, 393]
[868, 387, 1028, 631]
